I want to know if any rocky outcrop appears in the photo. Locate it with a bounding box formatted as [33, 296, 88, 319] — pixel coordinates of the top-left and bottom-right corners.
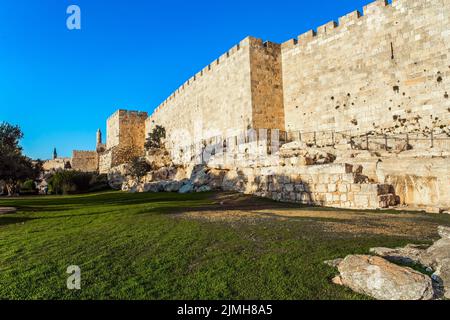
[329, 226, 450, 300]
[369, 244, 428, 266]
[420, 226, 450, 299]
[333, 255, 434, 300]
[279, 141, 336, 165]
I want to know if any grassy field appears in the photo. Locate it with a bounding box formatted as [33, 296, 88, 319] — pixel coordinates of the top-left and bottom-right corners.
[0, 191, 449, 300]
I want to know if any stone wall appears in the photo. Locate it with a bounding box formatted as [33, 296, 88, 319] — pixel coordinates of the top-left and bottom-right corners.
[338, 152, 450, 210]
[223, 163, 397, 210]
[71, 151, 98, 172]
[281, 0, 450, 135]
[146, 37, 285, 149]
[42, 158, 71, 171]
[106, 110, 148, 151]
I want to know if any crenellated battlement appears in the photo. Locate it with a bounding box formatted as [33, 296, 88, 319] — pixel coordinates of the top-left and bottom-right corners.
[108, 109, 148, 120]
[281, 0, 393, 50]
[153, 36, 280, 115]
[72, 150, 97, 155]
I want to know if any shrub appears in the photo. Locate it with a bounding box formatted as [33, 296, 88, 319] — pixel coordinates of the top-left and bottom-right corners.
[48, 171, 110, 195]
[20, 179, 37, 195]
[128, 157, 151, 182]
[145, 125, 166, 150]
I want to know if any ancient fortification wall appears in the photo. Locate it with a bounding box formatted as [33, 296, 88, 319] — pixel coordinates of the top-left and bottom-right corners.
[98, 110, 148, 174]
[98, 0, 449, 211]
[146, 37, 285, 148]
[42, 158, 71, 171]
[106, 110, 148, 150]
[71, 151, 98, 172]
[281, 0, 450, 134]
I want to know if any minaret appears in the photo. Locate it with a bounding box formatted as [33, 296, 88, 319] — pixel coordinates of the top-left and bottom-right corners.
[96, 129, 102, 149]
[53, 148, 57, 160]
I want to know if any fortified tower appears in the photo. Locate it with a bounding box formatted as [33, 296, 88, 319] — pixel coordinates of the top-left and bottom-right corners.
[98, 110, 148, 173]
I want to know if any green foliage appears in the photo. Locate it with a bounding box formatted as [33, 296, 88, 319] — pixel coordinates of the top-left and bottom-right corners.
[128, 157, 151, 181]
[145, 125, 166, 150]
[20, 179, 37, 195]
[0, 122, 42, 196]
[0, 122, 23, 151]
[48, 171, 110, 195]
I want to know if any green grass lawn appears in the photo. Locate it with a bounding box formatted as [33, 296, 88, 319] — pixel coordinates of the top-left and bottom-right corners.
[0, 191, 449, 300]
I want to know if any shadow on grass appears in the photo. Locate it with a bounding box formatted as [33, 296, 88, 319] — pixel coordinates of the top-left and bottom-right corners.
[0, 216, 35, 226]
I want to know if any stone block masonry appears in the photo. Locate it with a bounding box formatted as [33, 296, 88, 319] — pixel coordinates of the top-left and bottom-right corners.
[221, 163, 398, 210]
[91, 0, 449, 211]
[140, 0, 450, 154]
[72, 151, 98, 172]
[281, 0, 450, 135]
[106, 110, 148, 151]
[146, 37, 285, 149]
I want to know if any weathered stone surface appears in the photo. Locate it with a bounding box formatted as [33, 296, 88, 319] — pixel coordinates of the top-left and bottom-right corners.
[196, 185, 212, 193]
[336, 255, 434, 300]
[324, 258, 343, 268]
[164, 180, 184, 193]
[432, 259, 450, 299]
[420, 238, 450, 269]
[370, 244, 426, 265]
[279, 142, 336, 165]
[179, 182, 194, 194]
[438, 226, 450, 239]
[145, 149, 172, 169]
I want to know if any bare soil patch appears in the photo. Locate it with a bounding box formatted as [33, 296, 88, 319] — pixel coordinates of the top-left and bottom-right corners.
[0, 207, 17, 215]
[178, 193, 447, 239]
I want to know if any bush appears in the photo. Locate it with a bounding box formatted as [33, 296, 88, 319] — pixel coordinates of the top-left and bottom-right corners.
[20, 179, 37, 195]
[145, 125, 166, 150]
[128, 157, 151, 182]
[48, 171, 110, 195]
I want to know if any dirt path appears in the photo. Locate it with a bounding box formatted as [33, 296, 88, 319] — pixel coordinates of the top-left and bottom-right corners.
[177, 193, 450, 239]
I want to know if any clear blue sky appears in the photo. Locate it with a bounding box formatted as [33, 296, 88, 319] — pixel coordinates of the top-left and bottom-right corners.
[0, 0, 377, 160]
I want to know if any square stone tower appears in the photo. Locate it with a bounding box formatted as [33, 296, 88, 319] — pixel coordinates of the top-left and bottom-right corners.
[106, 109, 148, 152]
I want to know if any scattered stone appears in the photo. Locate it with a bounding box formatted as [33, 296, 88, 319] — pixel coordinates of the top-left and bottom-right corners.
[336, 255, 434, 300]
[332, 276, 344, 286]
[324, 258, 343, 268]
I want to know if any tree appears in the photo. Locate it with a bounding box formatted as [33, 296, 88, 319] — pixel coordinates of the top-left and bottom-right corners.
[0, 122, 42, 196]
[128, 157, 151, 182]
[145, 125, 166, 150]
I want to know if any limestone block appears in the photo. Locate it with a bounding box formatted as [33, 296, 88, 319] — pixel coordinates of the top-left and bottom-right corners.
[354, 195, 369, 207]
[328, 184, 337, 192]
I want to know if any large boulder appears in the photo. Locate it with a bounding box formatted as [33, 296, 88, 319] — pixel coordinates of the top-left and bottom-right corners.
[179, 181, 194, 194]
[164, 180, 184, 193]
[335, 255, 434, 300]
[420, 226, 450, 298]
[420, 227, 450, 269]
[191, 166, 210, 186]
